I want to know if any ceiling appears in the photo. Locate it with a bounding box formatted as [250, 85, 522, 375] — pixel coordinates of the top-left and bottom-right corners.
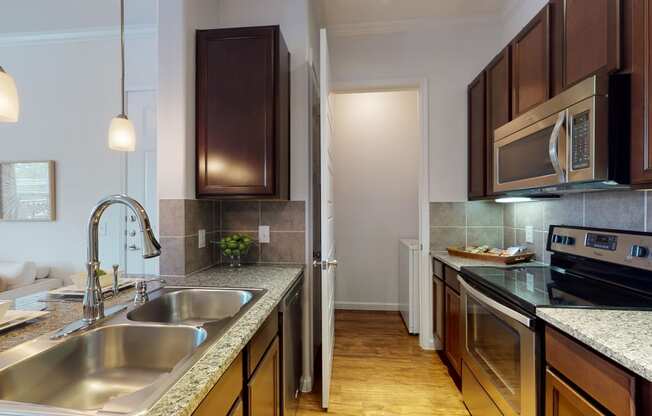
[0, 0, 156, 34]
[320, 0, 516, 26]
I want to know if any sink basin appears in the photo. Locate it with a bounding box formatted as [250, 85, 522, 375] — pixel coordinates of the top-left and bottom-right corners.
[0, 324, 206, 411]
[127, 288, 255, 324]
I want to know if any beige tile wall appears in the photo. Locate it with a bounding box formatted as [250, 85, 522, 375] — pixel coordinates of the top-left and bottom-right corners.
[159, 199, 306, 276]
[503, 190, 650, 262]
[429, 201, 503, 251]
[431, 190, 652, 264]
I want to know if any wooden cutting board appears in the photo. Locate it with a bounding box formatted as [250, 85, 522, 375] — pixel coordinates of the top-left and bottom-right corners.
[447, 247, 535, 264]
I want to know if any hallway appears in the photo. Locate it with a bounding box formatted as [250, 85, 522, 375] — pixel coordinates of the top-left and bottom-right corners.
[298, 310, 470, 415]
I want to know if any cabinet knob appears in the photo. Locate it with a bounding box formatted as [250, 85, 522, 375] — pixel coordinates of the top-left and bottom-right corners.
[630, 245, 649, 258]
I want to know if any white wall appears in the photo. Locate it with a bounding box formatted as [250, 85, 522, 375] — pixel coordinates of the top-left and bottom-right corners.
[157, 0, 316, 201]
[332, 90, 420, 309]
[0, 31, 157, 279]
[328, 1, 549, 202]
[329, 17, 503, 202]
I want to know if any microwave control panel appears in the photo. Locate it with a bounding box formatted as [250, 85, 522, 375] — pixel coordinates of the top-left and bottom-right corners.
[571, 111, 591, 170]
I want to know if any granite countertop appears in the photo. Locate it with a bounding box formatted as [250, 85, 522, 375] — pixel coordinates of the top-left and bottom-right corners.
[0, 287, 137, 353]
[0, 264, 303, 416]
[537, 308, 652, 382]
[431, 251, 544, 271]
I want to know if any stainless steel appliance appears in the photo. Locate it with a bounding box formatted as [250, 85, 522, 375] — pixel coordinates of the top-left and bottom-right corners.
[280, 274, 304, 416]
[459, 225, 652, 416]
[493, 74, 629, 195]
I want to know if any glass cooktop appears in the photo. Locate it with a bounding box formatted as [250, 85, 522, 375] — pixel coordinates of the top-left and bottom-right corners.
[461, 266, 652, 314]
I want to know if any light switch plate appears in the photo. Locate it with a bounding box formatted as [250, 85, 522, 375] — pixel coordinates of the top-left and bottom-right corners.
[198, 229, 206, 248]
[525, 226, 534, 244]
[259, 225, 270, 244]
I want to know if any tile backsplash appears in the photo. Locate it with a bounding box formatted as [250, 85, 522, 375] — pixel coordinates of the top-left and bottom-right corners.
[159, 200, 305, 276]
[431, 190, 652, 263]
[429, 201, 503, 251]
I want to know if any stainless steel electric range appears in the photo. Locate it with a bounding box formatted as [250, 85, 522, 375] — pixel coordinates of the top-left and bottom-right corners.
[458, 225, 652, 416]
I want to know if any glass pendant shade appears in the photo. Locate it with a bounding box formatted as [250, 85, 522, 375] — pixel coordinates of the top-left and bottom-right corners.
[0, 68, 19, 123]
[108, 114, 136, 152]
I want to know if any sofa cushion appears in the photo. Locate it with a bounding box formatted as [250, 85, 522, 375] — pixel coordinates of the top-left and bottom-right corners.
[0, 262, 37, 290]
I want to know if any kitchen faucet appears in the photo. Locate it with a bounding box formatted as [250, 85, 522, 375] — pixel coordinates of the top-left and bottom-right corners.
[83, 194, 161, 323]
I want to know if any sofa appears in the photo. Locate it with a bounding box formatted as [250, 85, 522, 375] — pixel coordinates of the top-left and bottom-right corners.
[0, 262, 64, 302]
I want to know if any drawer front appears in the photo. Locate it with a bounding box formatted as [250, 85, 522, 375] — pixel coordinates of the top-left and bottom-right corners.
[444, 266, 460, 292]
[193, 353, 243, 416]
[433, 259, 444, 280]
[462, 362, 502, 416]
[546, 369, 605, 416]
[248, 310, 279, 377]
[545, 327, 635, 416]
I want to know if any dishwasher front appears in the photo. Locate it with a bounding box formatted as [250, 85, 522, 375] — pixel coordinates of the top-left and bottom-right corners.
[279, 273, 304, 416]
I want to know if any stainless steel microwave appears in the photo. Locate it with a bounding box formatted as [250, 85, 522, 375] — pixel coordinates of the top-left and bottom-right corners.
[493, 74, 630, 195]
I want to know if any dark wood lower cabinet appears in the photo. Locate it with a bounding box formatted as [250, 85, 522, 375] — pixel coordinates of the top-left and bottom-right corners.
[546, 369, 605, 416]
[229, 398, 244, 416]
[193, 313, 281, 416]
[248, 337, 280, 416]
[193, 354, 244, 416]
[444, 286, 461, 378]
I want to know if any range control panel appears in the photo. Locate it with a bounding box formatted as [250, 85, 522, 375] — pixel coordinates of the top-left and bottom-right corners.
[549, 226, 652, 272]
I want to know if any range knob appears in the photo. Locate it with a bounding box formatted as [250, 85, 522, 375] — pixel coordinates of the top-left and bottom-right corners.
[552, 234, 564, 244]
[630, 245, 649, 258]
[561, 236, 576, 246]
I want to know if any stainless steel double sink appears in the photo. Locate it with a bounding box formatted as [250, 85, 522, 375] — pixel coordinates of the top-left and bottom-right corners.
[0, 286, 265, 415]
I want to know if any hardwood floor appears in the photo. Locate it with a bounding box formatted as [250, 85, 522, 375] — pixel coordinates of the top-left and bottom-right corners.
[297, 310, 470, 415]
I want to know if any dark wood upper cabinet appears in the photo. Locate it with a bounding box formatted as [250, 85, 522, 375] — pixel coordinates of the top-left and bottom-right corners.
[485, 47, 511, 196]
[563, 0, 621, 88]
[196, 26, 290, 199]
[630, 0, 652, 185]
[512, 5, 551, 117]
[468, 72, 486, 199]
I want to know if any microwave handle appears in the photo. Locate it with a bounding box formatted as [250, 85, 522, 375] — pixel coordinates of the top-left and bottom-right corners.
[549, 111, 567, 183]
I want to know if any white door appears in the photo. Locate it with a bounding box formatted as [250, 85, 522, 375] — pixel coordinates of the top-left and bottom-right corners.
[124, 90, 158, 275]
[320, 28, 337, 410]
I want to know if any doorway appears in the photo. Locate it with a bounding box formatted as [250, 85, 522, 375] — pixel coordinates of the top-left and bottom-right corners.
[331, 89, 421, 314]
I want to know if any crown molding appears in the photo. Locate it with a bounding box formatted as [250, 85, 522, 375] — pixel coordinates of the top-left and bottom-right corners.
[0, 24, 156, 47]
[327, 14, 504, 38]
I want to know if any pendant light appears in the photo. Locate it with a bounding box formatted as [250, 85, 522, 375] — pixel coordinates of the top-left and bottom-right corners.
[0, 66, 19, 123]
[108, 0, 136, 152]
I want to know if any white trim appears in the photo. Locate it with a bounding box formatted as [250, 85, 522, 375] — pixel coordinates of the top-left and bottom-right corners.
[330, 77, 432, 350]
[327, 14, 507, 38]
[0, 24, 157, 47]
[335, 301, 400, 311]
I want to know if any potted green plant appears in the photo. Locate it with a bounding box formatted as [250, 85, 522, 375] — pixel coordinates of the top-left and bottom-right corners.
[217, 233, 256, 267]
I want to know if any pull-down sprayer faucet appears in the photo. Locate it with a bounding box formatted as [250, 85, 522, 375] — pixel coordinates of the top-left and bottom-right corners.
[83, 194, 161, 323]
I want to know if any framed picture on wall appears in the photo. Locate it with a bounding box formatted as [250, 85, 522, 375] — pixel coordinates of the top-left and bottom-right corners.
[0, 161, 56, 221]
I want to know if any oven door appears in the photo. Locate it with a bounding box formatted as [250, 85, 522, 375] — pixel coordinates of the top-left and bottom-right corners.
[494, 110, 568, 193]
[459, 276, 537, 416]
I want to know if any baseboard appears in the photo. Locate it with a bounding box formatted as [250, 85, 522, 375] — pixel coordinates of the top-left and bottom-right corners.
[334, 301, 400, 311]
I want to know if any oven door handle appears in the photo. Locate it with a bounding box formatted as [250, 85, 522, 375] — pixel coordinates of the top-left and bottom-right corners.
[549, 111, 567, 183]
[458, 276, 533, 328]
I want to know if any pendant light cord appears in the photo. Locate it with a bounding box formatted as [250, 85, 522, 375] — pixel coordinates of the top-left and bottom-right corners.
[120, 0, 126, 116]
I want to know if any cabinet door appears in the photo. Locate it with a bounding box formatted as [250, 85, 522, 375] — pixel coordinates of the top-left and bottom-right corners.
[564, 0, 621, 88]
[485, 47, 511, 195]
[194, 354, 243, 416]
[512, 5, 551, 117]
[546, 369, 606, 416]
[196, 26, 290, 199]
[468, 72, 486, 199]
[631, 0, 652, 184]
[248, 337, 280, 416]
[444, 286, 461, 377]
